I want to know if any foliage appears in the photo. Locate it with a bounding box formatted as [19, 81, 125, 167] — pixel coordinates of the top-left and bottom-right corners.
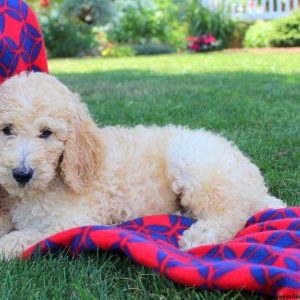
[153, 0, 188, 49]
[108, 0, 235, 51]
[62, 0, 113, 25]
[229, 21, 253, 48]
[132, 43, 175, 55]
[185, 0, 235, 48]
[270, 9, 300, 47]
[26, 0, 64, 10]
[107, 0, 167, 45]
[187, 34, 220, 52]
[244, 10, 300, 48]
[31, 0, 238, 54]
[39, 8, 98, 58]
[101, 45, 136, 57]
[101, 43, 175, 57]
[25, 0, 42, 9]
[243, 21, 274, 48]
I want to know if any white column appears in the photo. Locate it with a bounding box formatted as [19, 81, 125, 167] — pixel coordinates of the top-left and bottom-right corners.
[261, 0, 266, 12]
[247, 0, 252, 12]
[277, 0, 281, 12]
[269, 0, 274, 12]
[237, 0, 243, 13]
[253, 0, 258, 12]
[285, 0, 290, 12]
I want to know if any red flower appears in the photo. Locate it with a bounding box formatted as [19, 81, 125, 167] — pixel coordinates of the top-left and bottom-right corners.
[188, 44, 199, 51]
[187, 34, 217, 52]
[195, 36, 203, 43]
[203, 35, 216, 44]
[41, 0, 50, 7]
[186, 36, 195, 42]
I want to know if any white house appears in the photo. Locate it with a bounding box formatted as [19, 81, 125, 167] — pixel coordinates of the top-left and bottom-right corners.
[202, 0, 299, 20]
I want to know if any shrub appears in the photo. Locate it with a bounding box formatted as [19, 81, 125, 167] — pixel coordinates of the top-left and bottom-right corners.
[243, 21, 274, 48]
[185, 0, 235, 48]
[107, 0, 167, 45]
[62, 0, 113, 25]
[107, 0, 189, 50]
[270, 9, 300, 47]
[153, 0, 188, 49]
[229, 21, 253, 48]
[101, 45, 136, 57]
[39, 8, 98, 58]
[132, 43, 175, 55]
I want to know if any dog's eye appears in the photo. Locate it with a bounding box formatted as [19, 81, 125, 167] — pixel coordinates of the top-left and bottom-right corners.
[2, 126, 12, 136]
[39, 129, 52, 139]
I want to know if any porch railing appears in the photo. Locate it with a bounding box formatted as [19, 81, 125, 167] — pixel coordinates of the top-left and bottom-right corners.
[230, 0, 299, 20]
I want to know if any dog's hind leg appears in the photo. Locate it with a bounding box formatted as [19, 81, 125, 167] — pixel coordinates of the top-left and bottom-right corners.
[178, 194, 286, 250]
[166, 131, 286, 250]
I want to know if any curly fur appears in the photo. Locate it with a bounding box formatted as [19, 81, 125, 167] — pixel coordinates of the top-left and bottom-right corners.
[0, 72, 286, 258]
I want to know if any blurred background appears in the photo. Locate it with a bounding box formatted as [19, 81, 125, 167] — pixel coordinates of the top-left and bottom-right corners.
[26, 0, 300, 58]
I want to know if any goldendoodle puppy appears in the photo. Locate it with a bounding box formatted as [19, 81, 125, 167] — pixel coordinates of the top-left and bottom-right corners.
[0, 72, 285, 258]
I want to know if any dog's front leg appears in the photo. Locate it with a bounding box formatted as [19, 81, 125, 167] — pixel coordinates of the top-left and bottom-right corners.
[171, 174, 249, 249]
[0, 212, 12, 238]
[0, 229, 46, 259]
[0, 187, 12, 238]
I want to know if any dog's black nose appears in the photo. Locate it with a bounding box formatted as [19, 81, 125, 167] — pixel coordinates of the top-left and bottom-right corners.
[12, 166, 33, 184]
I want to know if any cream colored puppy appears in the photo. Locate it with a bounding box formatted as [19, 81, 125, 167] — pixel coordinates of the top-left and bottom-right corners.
[0, 72, 285, 258]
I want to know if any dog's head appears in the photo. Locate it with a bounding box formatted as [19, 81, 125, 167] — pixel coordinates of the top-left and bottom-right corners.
[0, 72, 102, 198]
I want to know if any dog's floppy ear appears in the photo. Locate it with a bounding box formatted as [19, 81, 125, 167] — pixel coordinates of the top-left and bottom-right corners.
[60, 102, 103, 194]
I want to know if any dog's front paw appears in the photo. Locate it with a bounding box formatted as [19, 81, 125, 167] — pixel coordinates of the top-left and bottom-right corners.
[179, 220, 233, 250]
[0, 236, 24, 260]
[179, 220, 219, 250]
[0, 230, 39, 260]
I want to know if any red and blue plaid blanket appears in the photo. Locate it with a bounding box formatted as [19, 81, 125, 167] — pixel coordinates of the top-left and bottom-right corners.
[0, 0, 48, 83]
[22, 207, 300, 296]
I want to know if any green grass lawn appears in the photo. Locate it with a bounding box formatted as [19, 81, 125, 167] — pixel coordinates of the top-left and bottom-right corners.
[1, 52, 299, 299]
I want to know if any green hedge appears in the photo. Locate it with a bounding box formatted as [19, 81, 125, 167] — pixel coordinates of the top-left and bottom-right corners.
[243, 21, 273, 48]
[40, 10, 98, 58]
[243, 9, 300, 48]
[270, 9, 300, 47]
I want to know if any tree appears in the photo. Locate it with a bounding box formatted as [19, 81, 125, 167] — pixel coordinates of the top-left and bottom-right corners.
[62, 0, 114, 26]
